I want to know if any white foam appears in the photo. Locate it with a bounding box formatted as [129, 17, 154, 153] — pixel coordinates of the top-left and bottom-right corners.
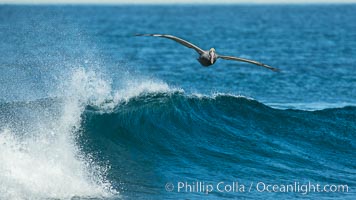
[113, 78, 182, 104]
[0, 129, 114, 200]
[0, 67, 118, 199]
[190, 92, 254, 101]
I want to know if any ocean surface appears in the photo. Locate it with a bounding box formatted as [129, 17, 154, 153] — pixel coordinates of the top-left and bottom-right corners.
[0, 4, 355, 200]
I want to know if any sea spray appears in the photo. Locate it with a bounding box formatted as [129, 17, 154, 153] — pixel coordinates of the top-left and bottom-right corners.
[0, 67, 117, 199]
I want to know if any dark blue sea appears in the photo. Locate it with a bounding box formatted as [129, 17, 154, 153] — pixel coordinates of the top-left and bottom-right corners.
[0, 4, 355, 200]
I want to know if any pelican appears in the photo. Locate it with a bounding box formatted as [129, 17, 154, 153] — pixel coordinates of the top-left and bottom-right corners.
[135, 34, 279, 72]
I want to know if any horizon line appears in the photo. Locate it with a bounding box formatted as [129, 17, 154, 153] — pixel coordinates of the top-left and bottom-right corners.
[2, 2, 356, 5]
[2, 0, 356, 5]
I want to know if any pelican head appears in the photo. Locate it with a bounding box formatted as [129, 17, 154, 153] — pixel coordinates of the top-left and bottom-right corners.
[209, 48, 216, 64]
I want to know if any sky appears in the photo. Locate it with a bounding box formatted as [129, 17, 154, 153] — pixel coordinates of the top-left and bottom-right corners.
[2, 0, 356, 4]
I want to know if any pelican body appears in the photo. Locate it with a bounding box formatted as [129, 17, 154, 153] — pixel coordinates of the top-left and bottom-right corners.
[198, 48, 217, 66]
[136, 34, 279, 72]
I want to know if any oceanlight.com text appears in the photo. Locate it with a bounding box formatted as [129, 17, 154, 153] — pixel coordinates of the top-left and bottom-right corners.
[165, 181, 349, 195]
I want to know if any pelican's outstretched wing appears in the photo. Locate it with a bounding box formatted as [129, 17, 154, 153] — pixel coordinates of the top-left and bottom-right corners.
[218, 55, 279, 72]
[136, 34, 205, 54]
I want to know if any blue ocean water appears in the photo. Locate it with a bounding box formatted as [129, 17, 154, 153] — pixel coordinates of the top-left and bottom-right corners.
[0, 4, 355, 200]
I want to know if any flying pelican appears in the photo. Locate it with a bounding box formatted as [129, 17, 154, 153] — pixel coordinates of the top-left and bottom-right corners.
[136, 34, 279, 72]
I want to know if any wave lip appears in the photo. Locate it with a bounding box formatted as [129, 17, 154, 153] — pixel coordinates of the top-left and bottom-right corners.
[113, 79, 183, 103]
[267, 101, 356, 111]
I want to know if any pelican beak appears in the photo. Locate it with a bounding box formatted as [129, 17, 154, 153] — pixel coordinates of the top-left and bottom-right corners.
[210, 52, 215, 64]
